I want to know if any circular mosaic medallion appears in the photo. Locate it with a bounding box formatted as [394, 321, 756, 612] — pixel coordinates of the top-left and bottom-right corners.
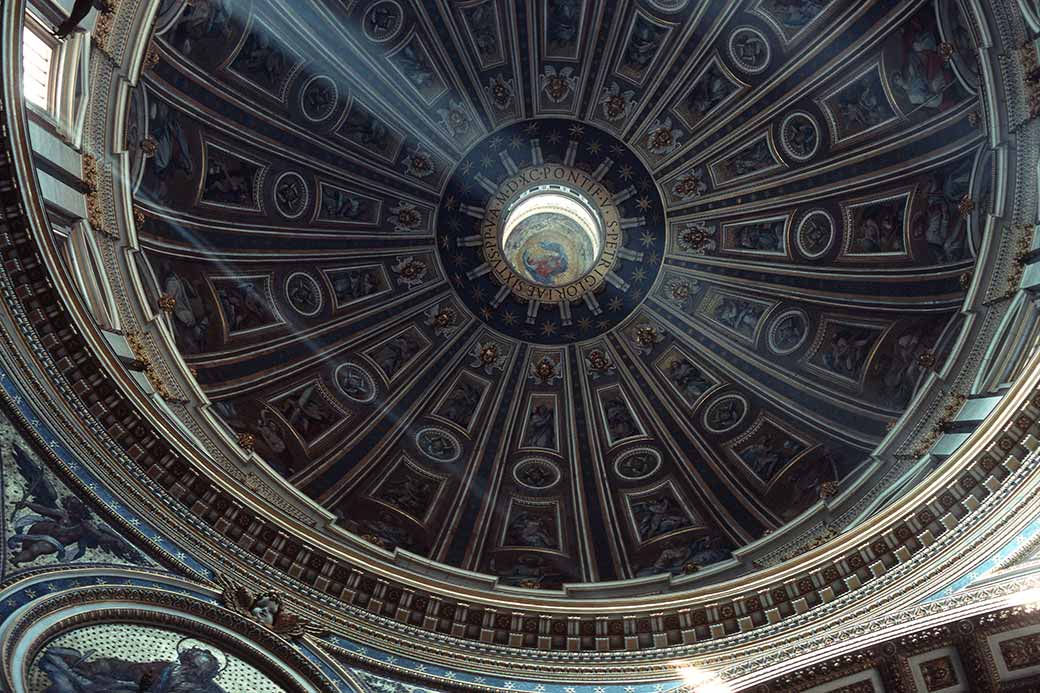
[796, 210, 836, 259]
[703, 395, 748, 433]
[436, 118, 665, 344]
[513, 457, 562, 490]
[284, 272, 322, 316]
[728, 27, 771, 74]
[273, 171, 309, 219]
[362, 1, 404, 43]
[333, 362, 377, 403]
[614, 447, 662, 480]
[767, 309, 810, 355]
[780, 112, 820, 162]
[300, 75, 339, 122]
[416, 426, 462, 462]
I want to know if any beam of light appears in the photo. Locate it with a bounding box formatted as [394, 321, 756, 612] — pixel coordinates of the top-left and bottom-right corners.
[1008, 586, 1040, 608]
[676, 665, 733, 693]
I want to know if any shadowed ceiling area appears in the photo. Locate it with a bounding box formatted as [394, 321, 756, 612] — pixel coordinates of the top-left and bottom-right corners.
[127, 0, 992, 586]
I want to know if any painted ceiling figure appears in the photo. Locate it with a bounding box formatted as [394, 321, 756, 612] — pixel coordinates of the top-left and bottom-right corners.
[7, 445, 140, 566]
[38, 643, 227, 693]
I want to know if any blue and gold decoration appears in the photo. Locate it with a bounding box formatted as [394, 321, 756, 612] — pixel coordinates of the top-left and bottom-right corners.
[436, 118, 665, 344]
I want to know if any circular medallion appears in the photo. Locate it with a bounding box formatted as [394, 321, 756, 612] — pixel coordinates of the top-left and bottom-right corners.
[273, 171, 309, 219]
[333, 362, 377, 403]
[614, 447, 662, 480]
[513, 457, 562, 489]
[780, 112, 821, 162]
[646, 0, 691, 12]
[703, 395, 748, 433]
[362, 1, 404, 43]
[416, 426, 462, 462]
[796, 210, 836, 259]
[437, 118, 665, 344]
[300, 75, 339, 122]
[284, 272, 322, 316]
[729, 27, 771, 74]
[767, 309, 810, 355]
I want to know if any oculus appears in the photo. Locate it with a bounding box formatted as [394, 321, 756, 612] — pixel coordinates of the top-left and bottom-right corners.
[500, 186, 604, 289]
[483, 166, 621, 303]
[438, 118, 665, 345]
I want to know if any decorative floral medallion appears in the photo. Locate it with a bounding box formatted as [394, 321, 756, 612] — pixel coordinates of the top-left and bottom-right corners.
[614, 447, 662, 480]
[334, 362, 378, 403]
[284, 272, 322, 316]
[415, 426, 462, 462]
[513, 457, 562, 489]
[703, 394, 749, 433]
[272, 171, 308, 219]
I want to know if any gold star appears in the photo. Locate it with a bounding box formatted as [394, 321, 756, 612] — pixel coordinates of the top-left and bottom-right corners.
[490, 136, 502, 148]
[632, 268, 647, 283]
[453, 274, 465, 287]
[471, 286, 485, 301]
[640, 231, 655, 247]
[620, 164, 634, 180]
[568, 124, 585, 137]
[461, 160, 473, 175]
[610, 143, 626, 154]
[511, 135, 524, 149]
[452, 253, 466, 265]
[578, 317, 592, 331]
[636, 195, 652, 211]
[524, 122, 540, 135]
[547, 130, 562, 144]
[440, 236, 450, 249]
[503, 311, 517, 325]
[587, 140, 602, 155]
[481, 155, 493, 168]
[447, 217, 462, 232]
[598, 319, 611, 330]
[645, 252, 660, 265]
[608, 296, 624, 311]
[542, 321, 558, 336]
[480, 306, 493, 320]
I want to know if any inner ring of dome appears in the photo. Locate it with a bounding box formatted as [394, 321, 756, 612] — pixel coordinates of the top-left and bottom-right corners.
[499, 185, 604, 288]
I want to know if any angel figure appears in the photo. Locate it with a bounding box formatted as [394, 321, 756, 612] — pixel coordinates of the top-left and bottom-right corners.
[7, 444, 142, 566]
[216, 574, 322, 639]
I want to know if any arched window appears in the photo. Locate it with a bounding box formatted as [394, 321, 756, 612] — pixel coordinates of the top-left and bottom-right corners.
[22, 11, 55, 110]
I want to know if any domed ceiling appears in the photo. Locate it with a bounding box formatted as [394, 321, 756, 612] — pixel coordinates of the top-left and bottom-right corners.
[127, 0, 992, 587]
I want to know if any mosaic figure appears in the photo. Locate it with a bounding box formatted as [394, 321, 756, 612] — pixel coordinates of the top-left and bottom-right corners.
[820, 325, 877, 380]
[230, 25, 293, 94]
[38, 641, 228, 693]
[630, 494, 693, 541]
[738, 431, 806, 483]
[505, 511, 558, 549]
[7, 444, 141, 566]
[372, 331, 424, 379]
[523, 403, 557, 449]
[636, 535, 731, 576]
[274, 385, 339, 441]
[214, 278, 275, 333]
[438, 378, 483, 428]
